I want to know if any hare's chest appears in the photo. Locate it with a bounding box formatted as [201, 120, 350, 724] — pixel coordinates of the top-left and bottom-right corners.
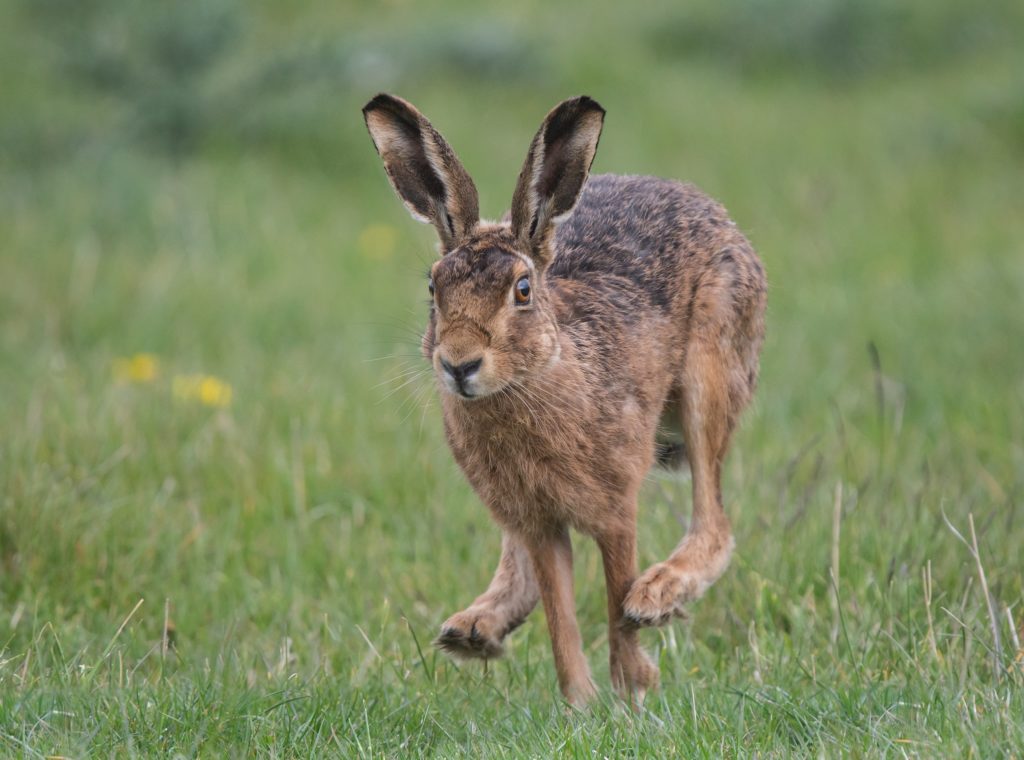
[444, 411, 616, 533]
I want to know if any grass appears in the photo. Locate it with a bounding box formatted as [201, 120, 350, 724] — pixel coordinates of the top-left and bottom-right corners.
[2, 0, 1023, 756]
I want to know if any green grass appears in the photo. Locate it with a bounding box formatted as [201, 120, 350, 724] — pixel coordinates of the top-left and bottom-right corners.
[2, 0, 1023, 756]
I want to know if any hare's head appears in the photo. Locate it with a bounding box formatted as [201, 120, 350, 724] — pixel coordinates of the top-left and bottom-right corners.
[363, 94, 604, 399]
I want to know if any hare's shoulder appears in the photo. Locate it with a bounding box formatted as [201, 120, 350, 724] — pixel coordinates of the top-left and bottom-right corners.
[549, 174, 730, 307]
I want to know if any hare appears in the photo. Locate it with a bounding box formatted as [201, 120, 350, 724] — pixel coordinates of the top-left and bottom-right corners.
[363, 94, 766, 707]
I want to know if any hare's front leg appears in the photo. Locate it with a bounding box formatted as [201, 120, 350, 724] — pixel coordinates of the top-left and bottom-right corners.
[527, 527, 597, 708]
[595, 518, 659, 705]
[435, 531, 539, 659]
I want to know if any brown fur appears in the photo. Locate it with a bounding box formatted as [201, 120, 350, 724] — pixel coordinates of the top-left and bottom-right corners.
[363, 94, 766, 707]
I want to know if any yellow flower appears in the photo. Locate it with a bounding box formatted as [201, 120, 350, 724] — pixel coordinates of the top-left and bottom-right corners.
[113, 353, 159, 383]
[172, 374, 233, 408]
[357, 223, 397, 261]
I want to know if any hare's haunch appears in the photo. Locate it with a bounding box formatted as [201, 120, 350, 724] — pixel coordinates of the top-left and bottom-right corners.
[364, 94, 766, 707]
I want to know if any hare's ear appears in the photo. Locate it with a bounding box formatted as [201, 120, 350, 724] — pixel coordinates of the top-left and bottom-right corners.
[363, 94, 479, 252]
[510, 96, 605, 263]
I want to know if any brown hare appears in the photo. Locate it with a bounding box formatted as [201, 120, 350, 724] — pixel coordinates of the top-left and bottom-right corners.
[363, 94, 766, 707]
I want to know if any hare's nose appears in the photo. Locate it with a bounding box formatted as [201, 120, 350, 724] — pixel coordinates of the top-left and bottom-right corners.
[440, 357, 482, 384]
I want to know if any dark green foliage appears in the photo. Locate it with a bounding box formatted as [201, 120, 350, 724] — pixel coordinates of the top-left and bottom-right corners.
[25, 0, 241, 155]
[17, 0, 543, 160]
[647, 0, 1024, 82]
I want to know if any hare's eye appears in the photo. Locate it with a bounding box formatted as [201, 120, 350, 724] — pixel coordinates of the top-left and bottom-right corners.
[428, 278, 435, 297]
[514, 276, 531, 305]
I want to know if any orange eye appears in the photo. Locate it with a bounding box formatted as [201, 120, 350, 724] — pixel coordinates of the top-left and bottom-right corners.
[514, 276, 531, 305]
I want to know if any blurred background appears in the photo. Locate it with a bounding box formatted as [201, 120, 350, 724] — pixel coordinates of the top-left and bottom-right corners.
[1, 0, 1023, 753]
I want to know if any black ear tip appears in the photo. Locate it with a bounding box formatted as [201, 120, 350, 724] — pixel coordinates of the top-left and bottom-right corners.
[362, 93, 411, 117]
[575, 95, 606, 116]
[362, 93, 390, 115]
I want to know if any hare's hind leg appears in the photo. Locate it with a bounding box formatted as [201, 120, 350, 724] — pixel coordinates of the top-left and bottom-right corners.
[435, 531, 540, 659]
[623, 339, 744, 627]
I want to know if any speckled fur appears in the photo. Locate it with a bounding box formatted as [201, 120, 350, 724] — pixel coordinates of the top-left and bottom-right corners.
[364, 94, 766, 707]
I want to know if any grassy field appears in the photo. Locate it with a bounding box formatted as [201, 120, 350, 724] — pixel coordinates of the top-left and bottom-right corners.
[2, 0, 1024, 756]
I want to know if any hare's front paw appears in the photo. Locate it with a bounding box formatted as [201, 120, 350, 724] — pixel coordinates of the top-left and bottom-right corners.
[622, 562, 697, 628]
[563, 677, 599, 710]
[434, 607, 506, 660]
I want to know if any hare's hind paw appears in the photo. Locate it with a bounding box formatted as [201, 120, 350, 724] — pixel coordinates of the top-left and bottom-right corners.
[623, 533, 734, 628]
[621, 562, 698, 628]
[434, 608, 512, 660]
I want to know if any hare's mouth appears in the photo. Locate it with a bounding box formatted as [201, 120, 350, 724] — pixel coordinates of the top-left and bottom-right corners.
[441, 379, 500, 401]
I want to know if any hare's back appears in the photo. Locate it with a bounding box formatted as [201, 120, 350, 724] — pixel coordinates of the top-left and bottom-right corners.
[549, 173, 745, 310]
